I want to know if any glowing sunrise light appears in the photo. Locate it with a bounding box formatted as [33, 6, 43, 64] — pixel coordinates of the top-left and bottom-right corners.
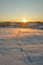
[22, 18, 28, 23]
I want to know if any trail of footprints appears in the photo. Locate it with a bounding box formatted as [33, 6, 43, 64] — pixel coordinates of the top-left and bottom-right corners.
[16, 31, 32, 65]
[18, 42, 32, 65]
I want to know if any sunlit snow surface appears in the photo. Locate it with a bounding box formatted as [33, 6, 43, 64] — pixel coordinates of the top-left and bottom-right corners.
[0, 28, 43, 65]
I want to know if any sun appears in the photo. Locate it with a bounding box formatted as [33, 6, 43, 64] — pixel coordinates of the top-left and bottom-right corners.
[22, 18, 28, 23]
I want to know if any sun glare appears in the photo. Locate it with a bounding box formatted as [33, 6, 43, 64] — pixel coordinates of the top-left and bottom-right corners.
[22, 18, 28, 23]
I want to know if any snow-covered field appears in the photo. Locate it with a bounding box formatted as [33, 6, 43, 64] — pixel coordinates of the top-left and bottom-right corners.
[0, 28, 43, 65]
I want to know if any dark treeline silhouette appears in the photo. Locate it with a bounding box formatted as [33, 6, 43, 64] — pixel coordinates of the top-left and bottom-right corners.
[0, 21, 43, 29]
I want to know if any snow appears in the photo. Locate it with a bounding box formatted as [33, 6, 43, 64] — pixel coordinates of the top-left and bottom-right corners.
[0, 28, 43, 65]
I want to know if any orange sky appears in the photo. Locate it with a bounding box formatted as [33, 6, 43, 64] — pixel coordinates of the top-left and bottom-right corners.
[0, 0, 43, 22]
[0, 16, 43, 22]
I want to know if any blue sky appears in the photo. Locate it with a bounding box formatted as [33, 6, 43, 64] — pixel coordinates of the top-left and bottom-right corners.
[0, 0, 43, 22]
